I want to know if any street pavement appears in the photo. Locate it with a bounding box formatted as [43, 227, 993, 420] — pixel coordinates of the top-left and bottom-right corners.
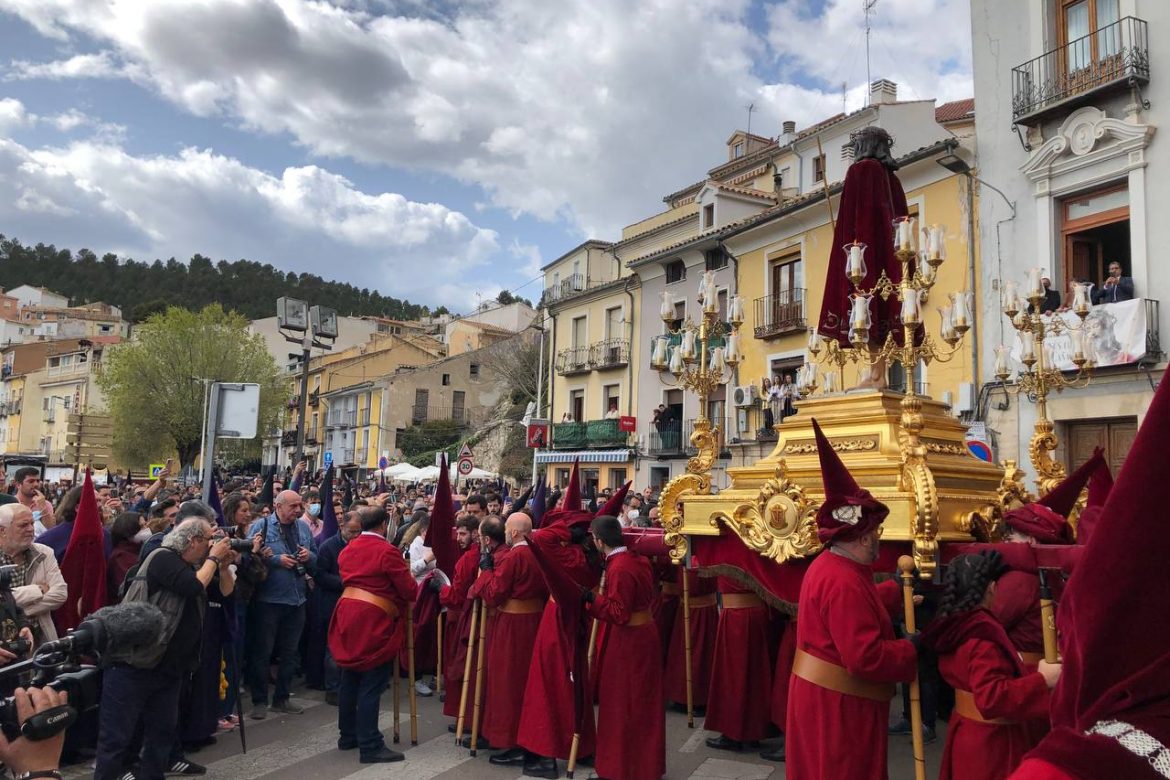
[62, 682, 946, 779]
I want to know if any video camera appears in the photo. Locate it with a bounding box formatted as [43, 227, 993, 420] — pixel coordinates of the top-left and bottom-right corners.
[0, 601, 164, 742]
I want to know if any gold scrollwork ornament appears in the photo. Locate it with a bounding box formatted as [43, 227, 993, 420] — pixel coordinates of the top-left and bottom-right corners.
[710, 461, 822, 566]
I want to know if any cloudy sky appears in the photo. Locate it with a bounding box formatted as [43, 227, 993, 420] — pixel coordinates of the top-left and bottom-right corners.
[0, 0, 972, 310]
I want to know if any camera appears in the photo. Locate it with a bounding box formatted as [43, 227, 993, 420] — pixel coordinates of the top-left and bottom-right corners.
[294, 563, 307, 577]
[0, 565, 18, 590]
[0, 637, 29, 658]
[227, 538, 253, 553]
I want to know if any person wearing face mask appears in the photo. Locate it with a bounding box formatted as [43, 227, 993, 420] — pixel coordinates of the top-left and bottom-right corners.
[783, 420, 919, 779]
[303, 490, 324, 537]
[108, 510, 150, 597]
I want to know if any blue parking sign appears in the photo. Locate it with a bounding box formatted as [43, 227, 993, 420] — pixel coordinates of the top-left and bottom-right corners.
[324, 452, 333, 466]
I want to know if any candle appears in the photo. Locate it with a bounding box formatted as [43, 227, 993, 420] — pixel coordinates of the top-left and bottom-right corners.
[807, 329, 821, 354]
[1020, 330, 1036, 363]
[1070, 329, 1085, 360]
[681, 329, 696, 359]
[849, 294, 872, 330]
[918, 256, 935, 285]
[700, 270, 717, 312]
[668, 346, 684, 375]
[823, 372, 836, 394]
[949, 290, 972, 331]
[709, 347, 726, 374]
[660, 290, 673, 320]
[927, 224, 946, 261]
[728, 295, 745, 323]
[804, 362, 817, 385]
[1001, 281, 1019, 315]
[993, 345, 1011, 379]
[651, 337, 667, 368]
[845, 242, 867, 281]
[1072, 282, 1093, 315]
[938, 305, 957, 343]
[900, 286, 922, 326]
[894, 217, 916, 252]
[1026, 267, 1043, 299]
[725, 333, 739, 363]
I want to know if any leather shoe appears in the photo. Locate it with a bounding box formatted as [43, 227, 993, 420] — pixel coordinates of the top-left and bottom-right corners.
[360, 747, 405, 763]
[523, 757, 558, 779]
[337, 739, 357, 751]
[705, 735, 745, 751]
[489, 747, 529, 766]
[459, 736, 496, 750]
[447, 723, 457, 733]
[760, 747, 786, 762]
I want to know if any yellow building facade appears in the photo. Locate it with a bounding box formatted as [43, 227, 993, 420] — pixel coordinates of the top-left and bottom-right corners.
[540, 240, 641, 492]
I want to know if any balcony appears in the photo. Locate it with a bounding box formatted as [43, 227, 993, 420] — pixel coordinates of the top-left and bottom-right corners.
[46, 361, 86, 378]
[1142, 298, 1161, 359]
[647, 421, 684, 457]
[281, 429, 297, 447]
[540, 274, 613, 307]
[591, 338, 629, 370]
[753, 289, 807, 339]
[342, 448, 356, 464]
[409, 405, 477, 427]
[556, 346, 592, 376]
[551, 418, 628, 450]
[1012, 17, 1149, 125]
[358, 408, 371, 426]
[308, 391, 320, 407]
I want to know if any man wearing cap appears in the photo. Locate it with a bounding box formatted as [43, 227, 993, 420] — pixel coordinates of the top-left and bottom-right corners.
[469, 512, 548, 766]
[785, 419, 918, 779]
[438, 513, 481, 725]
[992, 451, 1100, 664]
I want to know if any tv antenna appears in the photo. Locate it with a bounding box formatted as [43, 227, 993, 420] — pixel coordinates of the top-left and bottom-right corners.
[745, 102, 756, 140]
[864, 0, 878, 103]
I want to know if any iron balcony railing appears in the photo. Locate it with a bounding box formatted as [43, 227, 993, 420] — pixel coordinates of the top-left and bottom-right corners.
[1143, 298, 1161, 359]
[540, 274, 613, 307]
[1012, 16, 1149, 123]
[556, 346, 592, 376]
[647, 421, 684, 457]
[551, 419, 627, 450]
[591, 338, 630, 370]
[683, 418, 732, 456]
[409, 405, 477, 427]
[754, 289, 807, 339]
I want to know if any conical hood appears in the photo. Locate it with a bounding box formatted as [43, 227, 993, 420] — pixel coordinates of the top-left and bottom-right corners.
[207, 476, 226, 527]
[811, 418, 887, 544]
[595, 481, 632, 519]
[1075, 448, 1112, 546]
[1038, 448, 1104, 518]
[315, 465, 337, 544]
[257, 472, 274, 511]
[1035, 370, 1170, 773]
[509, 483, 534, 518]
[531, 480, 547, 528]
[58, 469, 108, 630]
[341, 477, 354, 511]
[424, 456, 459, 577]
[560, 459, 581, 511]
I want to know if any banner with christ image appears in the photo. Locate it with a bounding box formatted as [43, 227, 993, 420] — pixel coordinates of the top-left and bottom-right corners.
[1010, 298, 1149, 370]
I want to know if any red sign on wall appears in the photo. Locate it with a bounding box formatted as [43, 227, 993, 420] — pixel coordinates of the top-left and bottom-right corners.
[618, 415, 637, 433]
[526, 420, 550, 448]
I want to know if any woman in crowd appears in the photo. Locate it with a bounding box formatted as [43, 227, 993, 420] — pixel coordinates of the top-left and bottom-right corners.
[924, 551, 1059, 780]
[107, 510, 147, 597]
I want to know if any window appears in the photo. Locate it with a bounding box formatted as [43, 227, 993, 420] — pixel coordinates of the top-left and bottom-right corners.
[887, 359, 927, 395]
[703, 203, 715, 229]
[604, 306, 623, 341]
[571, 316, 587, 348]
[669, 300, 686, 332]
[734, 142, 744, 158]
[665, 260, 686, 284]
[569, 389, 585, 422]
[704, 248, 728, 271]
[469, 362, 480, 378]
[452, 390, 466, 422]
[98, 324, 112, 334]
[442, 373, 450, 386]
[717, 289, 728, 322]
[813, 154, 826, 183]
[603, 384, 620, 415]
[1061, 182, 1129, 294]
[1061, 0, 1120, 71]
[609, 468, 627, 488]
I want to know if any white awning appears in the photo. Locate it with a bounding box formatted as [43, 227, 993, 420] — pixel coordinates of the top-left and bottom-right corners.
[534, 449, 634, 464]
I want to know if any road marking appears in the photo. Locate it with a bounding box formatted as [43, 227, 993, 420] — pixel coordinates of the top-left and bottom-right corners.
[679, 727, 716, 753]
[688, 757, 776, 779]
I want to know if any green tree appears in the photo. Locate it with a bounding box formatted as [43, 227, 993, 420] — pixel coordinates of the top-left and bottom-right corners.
[97, 304, 285, 469]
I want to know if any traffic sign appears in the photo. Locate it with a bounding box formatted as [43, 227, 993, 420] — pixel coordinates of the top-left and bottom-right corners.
[457, 442, 474, 460]
[149, 463, 167, 478]
[324, 452, 333, 466]
[378, 456, 389, 469]
[457, 457, 474, 476]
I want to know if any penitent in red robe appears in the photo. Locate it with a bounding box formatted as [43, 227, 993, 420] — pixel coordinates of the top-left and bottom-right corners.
[440, 545, 479, 719]
[517, 524, 601, 760]
[770, 616, 798, 732]
[991, 569, 1044, 657]
[329, 533, 418, 672]
[785, 552, 917, 780]
[469, 542, 548, 749]
[663, 569, 717, 707]
[928, 608, 1051, 780]
[652, 562, 680, 662]
[587, 550, 665, 780]
[816, 157, 909, 348]
[703, 577, 773, 742]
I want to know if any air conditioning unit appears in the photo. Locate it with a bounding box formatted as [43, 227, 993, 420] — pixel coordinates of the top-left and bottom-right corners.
[732, 385, 759, 407]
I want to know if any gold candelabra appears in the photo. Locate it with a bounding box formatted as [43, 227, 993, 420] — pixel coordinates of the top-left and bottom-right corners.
[993, 271, 1094, 493]
[651, 272, 744, 501]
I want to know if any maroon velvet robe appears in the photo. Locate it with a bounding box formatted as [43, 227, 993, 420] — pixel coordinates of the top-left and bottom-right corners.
[440, 545, 479, 719]
[703, 577, 773, 742]
[785, 552, 917, 780]
[991, 569, 1044, 656]
[517, 524, 600, 760]
[816, 157, 909, 348]
[770, 616, 798, 732]
[468, 542, 547, 749]
[328, 533, 418, 672]
[663, 569, 717, 707]
[927, 609, 1051, 780]
[587, 550, 664, 780]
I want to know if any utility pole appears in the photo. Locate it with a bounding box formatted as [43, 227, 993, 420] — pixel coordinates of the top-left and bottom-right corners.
[531, 319, 545, 485]
[276, 298, 338, 474]
[865, 0, 878, 101]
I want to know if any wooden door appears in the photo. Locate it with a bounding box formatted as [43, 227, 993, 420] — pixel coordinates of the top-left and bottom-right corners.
[1065, 417, 1137, 472]
[1068, 236, 1099, 284]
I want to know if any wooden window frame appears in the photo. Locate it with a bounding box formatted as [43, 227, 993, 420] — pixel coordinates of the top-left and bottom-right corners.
[1060, 181, 1129, 289]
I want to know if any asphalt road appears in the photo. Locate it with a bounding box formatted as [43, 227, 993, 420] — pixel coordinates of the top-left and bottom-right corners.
[61, 681, 947, 779]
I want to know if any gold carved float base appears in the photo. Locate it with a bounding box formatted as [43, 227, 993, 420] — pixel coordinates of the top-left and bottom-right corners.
[668, 391, 1014, 578]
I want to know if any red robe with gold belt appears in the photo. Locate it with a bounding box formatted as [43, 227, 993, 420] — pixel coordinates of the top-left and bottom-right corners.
[703, 577, 773, 742]
[587, 550, 664, 780]
[328, 533, 418, 672]
[926, 609, 1051, 780]
[517, 524, 601, 760]
[785, 552, 917, 780]
[469, 542, 547, 749]
[663, 569, 717, 707]
[440, 545, 479, 718]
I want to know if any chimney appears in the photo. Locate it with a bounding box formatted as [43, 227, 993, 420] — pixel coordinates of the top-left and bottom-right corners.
[869, 79, 898, 105]
[779, 120, 797, 145]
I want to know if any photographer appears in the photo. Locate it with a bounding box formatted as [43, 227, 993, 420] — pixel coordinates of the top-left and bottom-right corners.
[93, 519, 232, 780]
[0, 686, 69, 780]
[0, 506, 66, 648]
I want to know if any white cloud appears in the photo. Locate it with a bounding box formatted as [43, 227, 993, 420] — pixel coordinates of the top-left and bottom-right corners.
[6, 50, 132, 81]
[0, 97, 28, 133]
[0, 0, 972, 242]
[0, 135, 500, 308]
